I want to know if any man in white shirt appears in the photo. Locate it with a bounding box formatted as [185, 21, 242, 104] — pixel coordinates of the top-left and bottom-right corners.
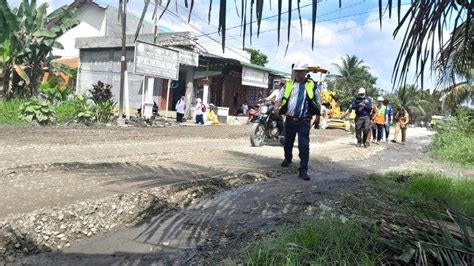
[265, 79, 286, 102]
[175, 96, 186, 123]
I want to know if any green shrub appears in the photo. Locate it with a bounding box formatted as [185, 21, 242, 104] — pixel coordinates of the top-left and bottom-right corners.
[0, 99, 26, 125]
[95, 100, 114, 123]
[74, 94, 96, 123]
[55, 100, 81, 123]
[88, 81, 115, 123]
[40, 80, 72, 104]
[430, 109, 474, 166]
[19, 99, 55, 124]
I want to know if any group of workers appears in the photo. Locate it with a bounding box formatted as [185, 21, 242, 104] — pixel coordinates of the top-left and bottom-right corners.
[346, 88, 410, 148]
[269, 62, 410, 181]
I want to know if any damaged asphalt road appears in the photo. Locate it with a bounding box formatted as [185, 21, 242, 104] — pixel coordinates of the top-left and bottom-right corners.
[1, 126, 438, 264]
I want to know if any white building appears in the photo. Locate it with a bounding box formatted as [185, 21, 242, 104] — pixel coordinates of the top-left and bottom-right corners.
[51, 0, 153, 60]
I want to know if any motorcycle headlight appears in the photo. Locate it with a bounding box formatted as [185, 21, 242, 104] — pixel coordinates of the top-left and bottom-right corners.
[259, 105, 269, 114]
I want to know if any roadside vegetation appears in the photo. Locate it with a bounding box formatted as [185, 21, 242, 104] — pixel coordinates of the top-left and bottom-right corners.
[0, 98, 25, 125]
[244, 171, 473, 265]
[0, 80, 115, 126]
[429, 108, 474, 166]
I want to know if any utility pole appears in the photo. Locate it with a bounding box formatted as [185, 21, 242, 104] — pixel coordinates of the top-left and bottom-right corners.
[118, 0, 127, 125]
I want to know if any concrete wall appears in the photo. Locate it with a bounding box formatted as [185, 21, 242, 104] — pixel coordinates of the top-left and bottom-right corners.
[53, 4, 106, 58]
[53, 4, 154, 59]
[77, 48, 163, 110]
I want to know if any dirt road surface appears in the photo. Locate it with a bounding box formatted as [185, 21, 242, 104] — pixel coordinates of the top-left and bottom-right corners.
[1, 125, 445, 264]
[0, 125, 347, 218]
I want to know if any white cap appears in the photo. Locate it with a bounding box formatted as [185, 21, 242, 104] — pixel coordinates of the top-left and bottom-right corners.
[196, 98, 202, 103]
[293, 62, 308, 71]
[377, 96, 384, 101]
[358, 88, 366, 94]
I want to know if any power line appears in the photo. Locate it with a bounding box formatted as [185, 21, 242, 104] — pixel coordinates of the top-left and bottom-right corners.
[151, 2, 251, 62]
[197, 8, 387, 45]
[197, 2, 411, 46]
[194, 1, 366, 38]
[261, 15, 387, 49]
[152, 3, 289, 70]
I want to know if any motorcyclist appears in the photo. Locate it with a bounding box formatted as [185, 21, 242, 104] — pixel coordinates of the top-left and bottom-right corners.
[265, 79, 286, 102]
[264, 79, 286, 133]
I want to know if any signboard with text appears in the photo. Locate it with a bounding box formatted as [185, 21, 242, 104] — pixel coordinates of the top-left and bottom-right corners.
[134, 41, 179, 80]
[169, 48, 199, 66]
[242, 66, 269, 88]
[177, 49, 199, 66]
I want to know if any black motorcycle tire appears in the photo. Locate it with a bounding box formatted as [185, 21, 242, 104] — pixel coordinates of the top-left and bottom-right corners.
[250, 123, 266, 147]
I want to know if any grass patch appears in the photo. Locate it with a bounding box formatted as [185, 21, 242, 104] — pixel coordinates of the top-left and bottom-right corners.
[429, 110, 474, 166]
[0, 99, 26, 125]
[373, 172, 474, 217]
[241, 172, 473, 265]
[246, 217, 381, 265]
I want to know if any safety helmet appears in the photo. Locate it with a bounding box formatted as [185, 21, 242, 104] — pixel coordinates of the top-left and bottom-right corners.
[377, 96, 384, 101]
[292, 62, 308, 71]
[358, 88, 366, 94]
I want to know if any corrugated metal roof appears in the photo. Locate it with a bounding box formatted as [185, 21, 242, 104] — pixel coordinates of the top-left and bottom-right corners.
[240, 62, 290, 77]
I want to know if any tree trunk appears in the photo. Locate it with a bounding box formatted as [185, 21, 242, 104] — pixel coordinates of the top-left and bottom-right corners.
[184, 67, 195, 119]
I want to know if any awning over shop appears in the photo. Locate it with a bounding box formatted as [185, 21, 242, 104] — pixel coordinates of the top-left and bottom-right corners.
[239, 62, 290, 77]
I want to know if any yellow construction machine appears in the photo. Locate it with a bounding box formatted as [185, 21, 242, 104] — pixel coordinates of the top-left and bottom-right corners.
[307, 66, 351, 131]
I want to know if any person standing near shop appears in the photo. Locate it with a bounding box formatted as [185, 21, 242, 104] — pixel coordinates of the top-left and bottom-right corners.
[275, 63, 320, 181]
[195, 98, 205, 125]
[345, 88, 372, 148]
[175, 96, 186, 123]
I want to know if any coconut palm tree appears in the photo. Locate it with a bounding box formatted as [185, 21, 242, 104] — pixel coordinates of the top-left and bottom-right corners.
[442, 82, 474, 113]
[328, 55, 379, 109]
[332, 55, 377, 95]
[391, 85, 442, 123]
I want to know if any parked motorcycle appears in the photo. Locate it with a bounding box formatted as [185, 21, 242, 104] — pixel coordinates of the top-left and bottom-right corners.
[250, 102, 285, 147]
[247, 105, 259, 123]
[136, 102, 159, 120]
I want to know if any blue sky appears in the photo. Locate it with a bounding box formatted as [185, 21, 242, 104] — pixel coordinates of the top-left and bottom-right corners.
[8, 0, 437, 91]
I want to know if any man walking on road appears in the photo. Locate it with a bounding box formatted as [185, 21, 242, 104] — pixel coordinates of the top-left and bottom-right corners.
[383, 99, 393, 142]
[392, 108, 410, 144]
[373, 96, 388, 144]
[345, 88, 372, 148]
[275, 63, 321, 181]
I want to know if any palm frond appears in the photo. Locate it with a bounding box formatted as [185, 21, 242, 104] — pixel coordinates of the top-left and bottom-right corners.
[277, 0, 282, 45]
[311, 0, 318, 49]
[218, 0, 227, 52]
[134, 0, 150, 41]
[442, 82, 473, 111]
[256, 0, 263, 37]
[188, 0, 194, 22]
[393, 0, 472, 89]
[436, 21, 474, 87]
[158, 0, 171, 20]
[297, 0, 302, 38]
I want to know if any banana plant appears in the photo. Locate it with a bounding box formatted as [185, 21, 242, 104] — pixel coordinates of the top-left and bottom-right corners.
[0, 0, 77, 98]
